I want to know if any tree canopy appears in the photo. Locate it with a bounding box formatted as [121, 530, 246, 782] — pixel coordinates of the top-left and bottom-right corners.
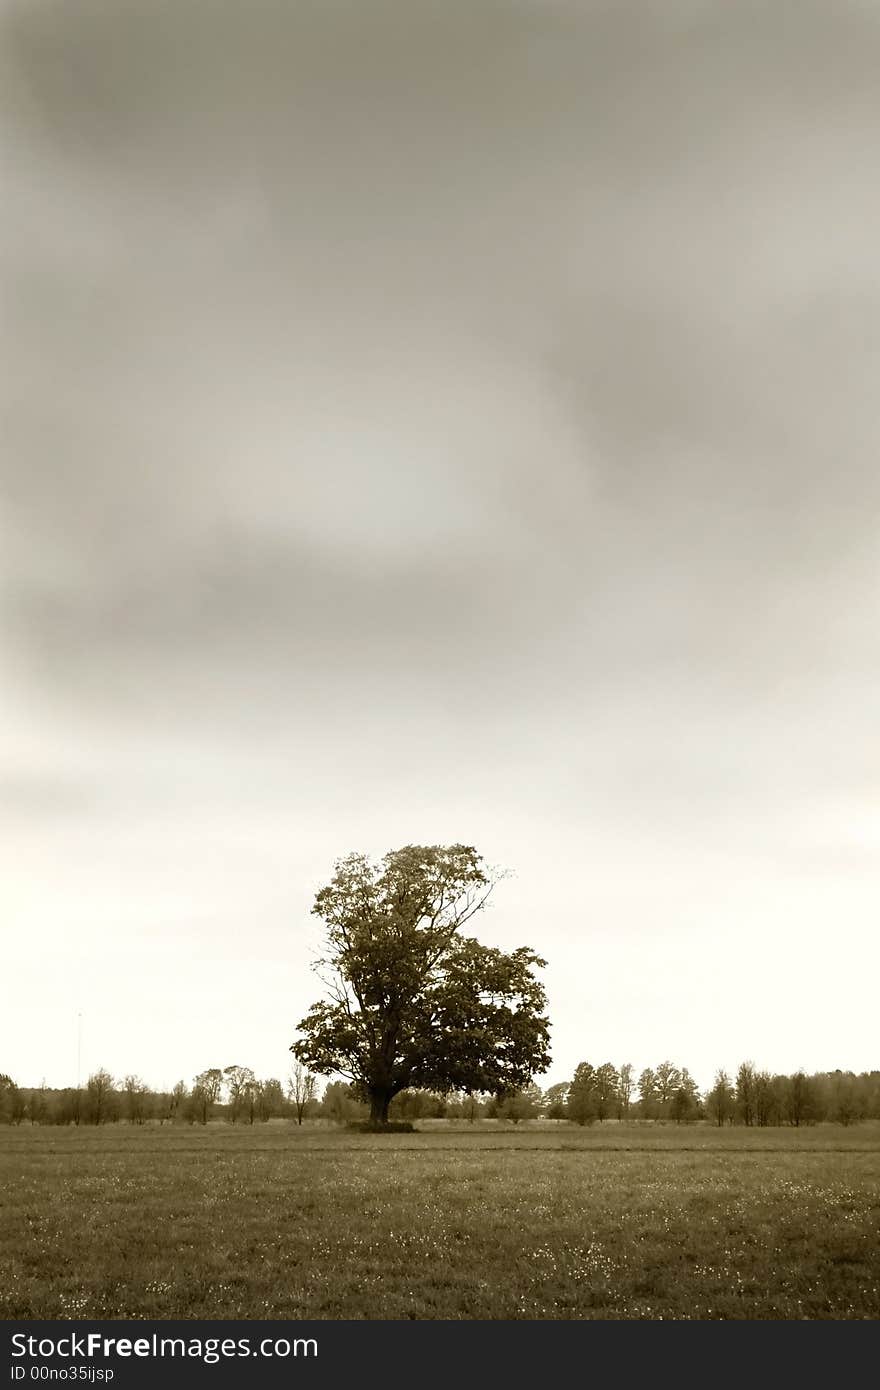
[290, 845, 551, 1124]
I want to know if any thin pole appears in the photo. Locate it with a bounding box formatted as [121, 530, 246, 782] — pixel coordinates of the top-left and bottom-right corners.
[77, 1012, 82, 1089]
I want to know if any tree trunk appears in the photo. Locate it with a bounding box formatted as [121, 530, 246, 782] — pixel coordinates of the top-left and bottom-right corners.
[369, 1089, 392, 1125]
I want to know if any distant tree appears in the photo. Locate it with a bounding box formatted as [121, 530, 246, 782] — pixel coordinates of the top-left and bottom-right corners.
[123, 1075, 148, 1125]
[291, 846, 550, 1124]
[567, 1062, 598, 1125]
[670, 1085, 697, 1124]
[679, 1067, 700, 1099]
[861, 1071, 880, 1120]
[521, 1082, 544, 1118]
[677, 1068, 701, 1118]
[735, 1062, 757, 1127]
[654, 1060, 682, 1118]
[783, 1071, 812, 1127]
[461, 1091, 485, 1123]
[321, 1080, 363, 1124]
[169, 1080, 188, 1123]
[253, 1081, 268, 1123]
[392, 1089, 448, 1120]
[705, 1070, 735, 1126]
[594, 1064, 619, 1122]
[57, 1088, 82, 1126]
[244, 1077, 259, 1124]
[192, 1068, 223, 1125]
[637, 1067, 659, 1121]
[0, 1074, 21, 1125]
[829, 1071, 862, 1126]
[224, 1065, 256, 1124]
[390, 1089, 428, 1120]
[754, 1070, 782, 1126]
[84, 1069, 115, 1125]
[288, 1061, 318, 1125]
[543, 1082, 569, 1120]
[28, 1083, 48, 1126]
[437, 1090, 463, 1120]
[495, 1083, 542, 1124]
[616, 1064, 634, 1121]
[32, 1091, 48, 1126]
[150, 1090, 172, 1124]
[259, 1078, 286, 1122]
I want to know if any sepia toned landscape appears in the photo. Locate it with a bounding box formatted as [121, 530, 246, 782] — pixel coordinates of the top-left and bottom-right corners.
[3, 0, 880, 1332]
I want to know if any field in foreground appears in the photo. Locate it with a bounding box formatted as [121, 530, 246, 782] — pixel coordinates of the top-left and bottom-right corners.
[1, 1122, 878, 1320]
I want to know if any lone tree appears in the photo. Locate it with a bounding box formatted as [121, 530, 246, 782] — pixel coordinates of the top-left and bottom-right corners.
[192, 1068, 223, 1125]
[290, 845, 551, 1125]
[288, 1060, 318, 1125]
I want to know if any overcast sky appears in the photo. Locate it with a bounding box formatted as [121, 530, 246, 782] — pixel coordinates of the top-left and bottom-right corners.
[2, 1, 879, 1095]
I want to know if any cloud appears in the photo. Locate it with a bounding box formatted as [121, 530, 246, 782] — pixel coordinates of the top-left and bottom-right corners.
[2, 1, 879, 1085]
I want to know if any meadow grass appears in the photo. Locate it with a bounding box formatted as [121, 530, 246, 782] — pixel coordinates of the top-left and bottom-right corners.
[1, 1121, 878, 1320]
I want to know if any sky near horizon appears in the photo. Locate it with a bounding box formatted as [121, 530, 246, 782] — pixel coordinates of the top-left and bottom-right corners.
[2, 1, 879, 1096]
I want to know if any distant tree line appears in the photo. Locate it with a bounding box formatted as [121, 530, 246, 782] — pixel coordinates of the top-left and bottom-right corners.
[0, 1062, 320, 1127]
[701, 1063, 878, 1129]
[2, 1062, 877, 1128]
[548, 1061, 880, 1127]
[329, 1063, 880, 1128]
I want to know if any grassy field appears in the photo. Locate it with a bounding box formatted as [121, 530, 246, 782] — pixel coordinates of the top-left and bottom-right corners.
[1, 1121, 878, 1320]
